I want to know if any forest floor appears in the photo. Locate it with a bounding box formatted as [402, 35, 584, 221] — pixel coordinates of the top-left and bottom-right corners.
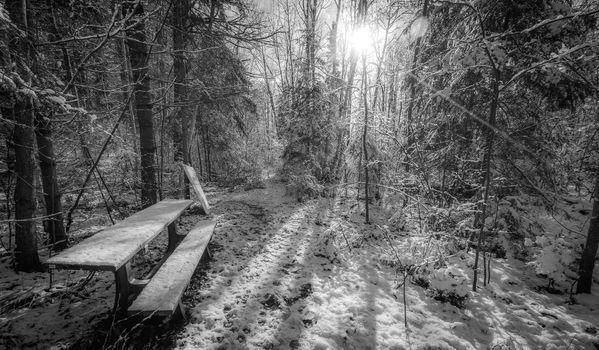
[1, 178, 599, 349]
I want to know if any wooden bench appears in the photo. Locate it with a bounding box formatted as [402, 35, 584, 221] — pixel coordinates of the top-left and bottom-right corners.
[47, 165, 214, 319]
[46, 199, 194, 310]
[128, 220, 216, 318]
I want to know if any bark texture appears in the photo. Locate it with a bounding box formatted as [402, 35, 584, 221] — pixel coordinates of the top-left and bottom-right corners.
[6, 0, 43, 271]
[173, 0, 190, 197]
[125, 1, 157, 208]
[35, 115, 66, 250]
[577, 167, 599, 293]
[13, 100, 42, 271]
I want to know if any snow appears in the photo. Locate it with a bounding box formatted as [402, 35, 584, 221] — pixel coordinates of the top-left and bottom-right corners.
[1, 180, 598, 349]
[172, 182, 599, 349]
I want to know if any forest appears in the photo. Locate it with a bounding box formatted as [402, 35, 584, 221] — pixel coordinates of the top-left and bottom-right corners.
[1, 0, 599, 348]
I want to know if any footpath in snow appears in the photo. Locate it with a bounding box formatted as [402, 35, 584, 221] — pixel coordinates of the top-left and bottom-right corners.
[1, 179, 598, 349]
[175, 180, 599, 350]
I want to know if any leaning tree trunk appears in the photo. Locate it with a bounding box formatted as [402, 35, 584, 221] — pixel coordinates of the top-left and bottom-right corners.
[125, 1, 157, 208]
[577, 167, 599, 293]
[35, 115, 66, 250]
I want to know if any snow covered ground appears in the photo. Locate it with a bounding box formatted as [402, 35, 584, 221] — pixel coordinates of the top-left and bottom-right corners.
[174, 181, 599, 350]
[1, 179, 598, 349]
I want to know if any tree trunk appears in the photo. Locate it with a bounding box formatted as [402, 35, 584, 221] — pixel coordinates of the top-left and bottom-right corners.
[6, 0, 43, 271]
[405, 0, 429, 171]
[35, 115, 66, 250]
[362, 54, 370, 224]
[472, 68, 500, 292]
[173, 0, 190, 197]
[325, 1, 341, 166]
[155, 5, 169, 201]
[372, 13, 392, 110]
[13, 100, 43, 271]
[333, 0, 367, 175]
[125, 1, 157, 208]
[261, 48, 277, 134]
[577, 167, 599, 293]
[35, 2, 67, 251]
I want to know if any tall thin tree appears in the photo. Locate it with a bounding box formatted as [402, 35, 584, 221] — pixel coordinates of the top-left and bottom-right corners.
[173, 0, 190, 198]
[6, 0, 43, 271]
[578, 167, 599, 293]
[124, 0, 158, 208]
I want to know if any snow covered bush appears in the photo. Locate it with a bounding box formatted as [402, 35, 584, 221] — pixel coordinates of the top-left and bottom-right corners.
[427, 266, 470, 308]
[527, 234, 579, 291]
[425, 207, 457, 232]
[286, 173, 323, 202]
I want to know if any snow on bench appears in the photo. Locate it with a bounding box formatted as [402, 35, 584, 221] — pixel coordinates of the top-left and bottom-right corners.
[46, 199, 193, 271]
[128, 220, 216, 317]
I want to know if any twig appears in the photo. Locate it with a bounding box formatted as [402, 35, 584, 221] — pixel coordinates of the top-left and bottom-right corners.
[377, 224, 410, 329]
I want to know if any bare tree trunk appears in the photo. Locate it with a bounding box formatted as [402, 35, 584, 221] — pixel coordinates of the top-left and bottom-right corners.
[196, 136, 203, 177]
[125, 1, 157, 208]
[6, 0, 43, 271]
[333, 0, 367, 175]
[473, 68, 499, 292]
[362, 54, 370, 224]
[372, 10, 394, 110]
[261, 48, 278, 133]
[173, 0, 190, 197]
[35, 115, 66, 250]
[35, 2, 67, 251]
[578, 167, 599, 293]
[405, 0, 429, 171]
[122, 39, 141, 182]
[325, 0, 341, 165]
[154, 6, 169, 201]
[13, 101, 42, 271]
[205, 129, 212, 180]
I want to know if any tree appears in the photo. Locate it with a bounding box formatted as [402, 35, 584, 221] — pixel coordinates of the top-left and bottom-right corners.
[172, 0, 192, 197]
[5, 0, 43, 271]
[404, 0, 429, 172]
[124, 1, 158, 208]
[578, 167, 599, 293]
[35, 113, 67, 250]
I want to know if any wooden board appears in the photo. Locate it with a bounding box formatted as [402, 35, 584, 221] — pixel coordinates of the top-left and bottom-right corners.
[128, 220, 216, 316]
[181, 163, 211, 215]
[46, 199, 193, 271]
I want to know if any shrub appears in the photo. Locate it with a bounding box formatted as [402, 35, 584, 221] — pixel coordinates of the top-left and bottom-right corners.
[427, 266, 470, 308]
[285, 173, 323, 202]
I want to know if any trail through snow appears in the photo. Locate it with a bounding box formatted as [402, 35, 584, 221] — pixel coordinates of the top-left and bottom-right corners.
[1, 179, 598, 349]
[175, 180, 599, 350]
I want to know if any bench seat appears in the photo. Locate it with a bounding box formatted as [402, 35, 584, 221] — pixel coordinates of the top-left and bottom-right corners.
[128, 220, 216, 317]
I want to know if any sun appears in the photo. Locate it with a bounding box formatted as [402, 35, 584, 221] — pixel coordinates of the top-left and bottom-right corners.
[351, 26, 372, 54]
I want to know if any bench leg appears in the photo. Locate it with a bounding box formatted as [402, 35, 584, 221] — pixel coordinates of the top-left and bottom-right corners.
[172, 301, 188, 323]
[114, 263, 132, 312]
[167, 222, 184, 254]
[113, 262, 149, 312]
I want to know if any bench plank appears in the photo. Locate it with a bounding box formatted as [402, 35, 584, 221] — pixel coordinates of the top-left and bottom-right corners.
[128, 220, 216, 316]
[46, 199, 193, 271]
[181, 164, 211, 215]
